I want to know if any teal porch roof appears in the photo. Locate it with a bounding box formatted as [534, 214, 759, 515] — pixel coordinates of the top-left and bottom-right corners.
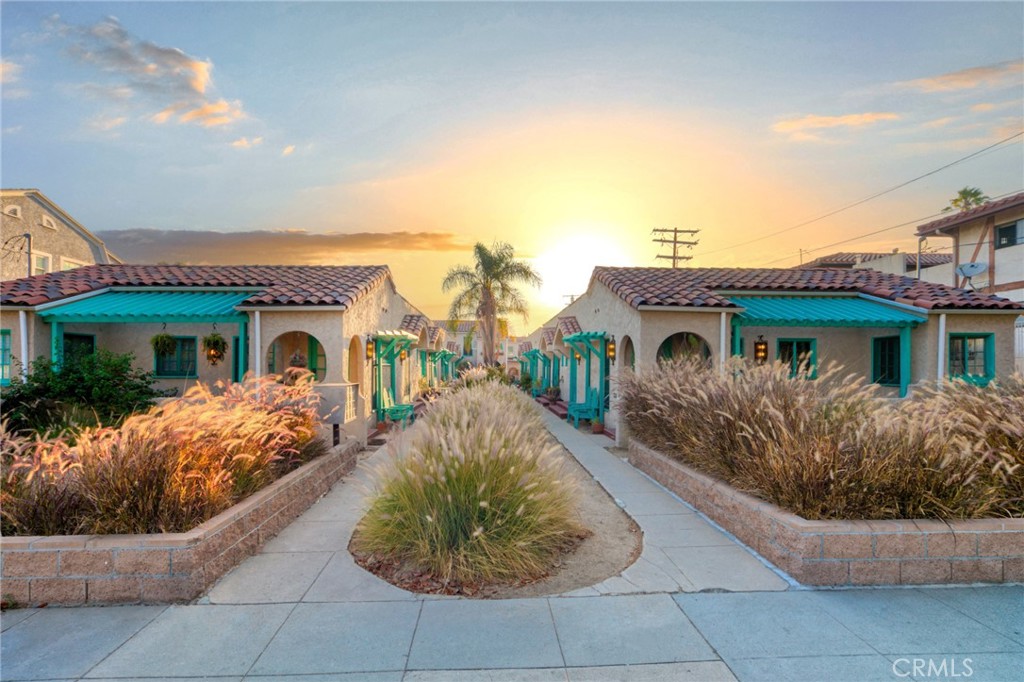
[37, 290, 250, 323]
[731, 296, 924, 328]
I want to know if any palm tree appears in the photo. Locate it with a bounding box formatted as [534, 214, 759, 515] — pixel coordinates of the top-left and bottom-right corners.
[442, 242, 541, 366]
[944, 187, 990, 213]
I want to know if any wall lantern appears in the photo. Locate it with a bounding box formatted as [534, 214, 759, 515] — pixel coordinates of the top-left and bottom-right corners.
[607, 336, 616, 362]
[366, 336, 375, 361]
[754, 335, 769, 364]
[574, 351, 582, 364]
[400, 349, 408, 361]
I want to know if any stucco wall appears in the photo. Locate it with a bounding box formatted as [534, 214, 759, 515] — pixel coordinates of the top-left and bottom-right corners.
[1, 193, 112, 282]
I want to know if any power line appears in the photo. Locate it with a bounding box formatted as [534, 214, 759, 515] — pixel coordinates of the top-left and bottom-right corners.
[758, 188, 1023, 267]
[695, 130, 1023, 259]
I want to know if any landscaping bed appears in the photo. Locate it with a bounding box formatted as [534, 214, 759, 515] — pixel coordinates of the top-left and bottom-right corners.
[0, 438, 361, 607]
[628, 440, 1023, 586]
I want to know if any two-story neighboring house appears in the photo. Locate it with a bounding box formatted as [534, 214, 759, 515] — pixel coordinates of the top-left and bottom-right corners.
[1, 189, 121, 281]
[436, 318, 511, 367]
[915, 192, 1024, 303]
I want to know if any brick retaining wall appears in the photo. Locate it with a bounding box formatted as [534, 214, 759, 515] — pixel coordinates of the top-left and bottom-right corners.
[0, 439, 362, 606]
[628, 441, 1024, 586]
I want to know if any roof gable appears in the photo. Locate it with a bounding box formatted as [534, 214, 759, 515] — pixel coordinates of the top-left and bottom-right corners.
[917, 192, 1024, 236]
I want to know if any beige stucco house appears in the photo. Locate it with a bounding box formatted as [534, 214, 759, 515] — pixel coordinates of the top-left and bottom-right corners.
[524, 266, 1022, 445]
[0, 264, 434, 443]
[1, 189, 121, 281]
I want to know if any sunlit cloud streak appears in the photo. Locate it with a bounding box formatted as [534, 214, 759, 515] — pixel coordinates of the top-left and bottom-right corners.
[895, 59, 1023, 93]
[98, 228, 472, 265]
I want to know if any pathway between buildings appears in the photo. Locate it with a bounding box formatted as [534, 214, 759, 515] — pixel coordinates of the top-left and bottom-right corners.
[2, 414, 1021, 681]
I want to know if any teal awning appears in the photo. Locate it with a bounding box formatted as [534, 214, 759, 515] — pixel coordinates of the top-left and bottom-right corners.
[37, 291, 250, 323]
[731, 297, 924, 328]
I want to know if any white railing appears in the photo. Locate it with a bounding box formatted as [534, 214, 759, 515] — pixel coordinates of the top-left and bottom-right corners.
[343, 383, 357, 423]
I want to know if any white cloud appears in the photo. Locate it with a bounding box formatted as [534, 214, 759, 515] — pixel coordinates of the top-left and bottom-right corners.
[282, 145, 296, 157]
[896, 60, 1023, 94]
[772, 112, 900, 142]
[88, 115, 128, 132]
[52, 16, 247, 129]
[231, 136, 264, 149]
[0, 60, 22, 84]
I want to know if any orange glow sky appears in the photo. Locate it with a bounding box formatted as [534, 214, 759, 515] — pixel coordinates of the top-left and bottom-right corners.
[3, 3, 1021, 332]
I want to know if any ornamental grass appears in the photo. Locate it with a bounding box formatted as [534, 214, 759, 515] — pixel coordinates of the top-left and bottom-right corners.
[620, 358, 1023, 520]
[353, 381, 585, 587]
[1, 372, 326, 535]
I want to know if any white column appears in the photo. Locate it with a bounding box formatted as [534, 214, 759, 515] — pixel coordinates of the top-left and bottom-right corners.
[254, 310, 262, 378]
[719, 312, 727, 374]
[18, 310, 28, 379]
[936, 313, 946, 388]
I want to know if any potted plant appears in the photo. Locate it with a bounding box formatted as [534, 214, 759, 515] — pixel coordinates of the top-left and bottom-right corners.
[202, 332, 229, 366]
[545, 386, 561, 401]
[519, 371, 533, 393]
[150, 333, 176, 357]
[591, 417, 604, 435]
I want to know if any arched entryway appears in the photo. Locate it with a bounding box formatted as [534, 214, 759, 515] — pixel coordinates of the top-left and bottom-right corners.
[620, 335, 636, 371]
[267, 331, 327, 382]
[657, 332, 712, 365]
[347, 336, 365, 395]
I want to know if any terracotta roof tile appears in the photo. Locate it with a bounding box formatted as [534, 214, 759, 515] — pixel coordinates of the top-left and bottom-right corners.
[540, 327, 556, 346]
[446, 341, 460, 354]
[2, 264, 391, 308]
[592, 266, 1021, 311]
[427, 326, 444, 344]
[556, 316, 582, 335]
[917, 192, 1024, 236]
[798, 252, 953, 269]
[400, 314, 429, 335]
[518, 341, 533, 354]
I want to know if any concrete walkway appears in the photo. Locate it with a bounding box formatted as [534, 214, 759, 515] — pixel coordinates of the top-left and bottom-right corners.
[2, 415, 1021, 681]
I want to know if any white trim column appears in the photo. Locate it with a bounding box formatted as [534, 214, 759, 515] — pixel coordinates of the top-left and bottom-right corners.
[936, 313, 946, 389]
[18, 310, 28, 379]
[254, 310, 262, 378]
[719, 312, 727, 374]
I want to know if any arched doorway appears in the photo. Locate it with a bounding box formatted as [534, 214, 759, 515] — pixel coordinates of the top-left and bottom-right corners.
[620, 335, 636, 371]
[657, 332, 712, 365]
[267, 331, 327, 382]
[347, 336, 364, 395]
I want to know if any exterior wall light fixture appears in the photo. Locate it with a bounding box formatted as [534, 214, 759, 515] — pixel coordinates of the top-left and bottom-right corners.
[754, 335, 768, 364]
[607, 336, 616, 362]
[366, 335, 375, 361]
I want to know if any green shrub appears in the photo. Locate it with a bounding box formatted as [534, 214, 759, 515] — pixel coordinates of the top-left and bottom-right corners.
[620, 357, 1024, 520]
[518, 371, 533, 393]
[354, 381, 585, 587]
[1, 373, 326, 535]
[0, 350, 160, 435]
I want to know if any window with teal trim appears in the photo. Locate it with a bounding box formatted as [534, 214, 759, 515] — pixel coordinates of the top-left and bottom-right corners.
[1, 329, 11, 386]
[949, 334, 993, 384]
[778, 338, 816, 378]
[156, 337, 197, 378]
[872, 336, 900, 386]
[63, 333, 95, 360]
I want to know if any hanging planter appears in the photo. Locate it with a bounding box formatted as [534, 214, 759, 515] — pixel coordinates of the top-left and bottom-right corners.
[150, 333, 177, 357]
[202, 332, 229, 366]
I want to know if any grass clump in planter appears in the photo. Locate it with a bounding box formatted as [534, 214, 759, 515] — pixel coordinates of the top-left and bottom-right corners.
[620, 357, 1024, 520]
[353, 381, 585, 590]
[1, 371, 326, 535]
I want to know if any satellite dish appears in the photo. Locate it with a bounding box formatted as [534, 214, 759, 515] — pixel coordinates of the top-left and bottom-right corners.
[956, 262, 988, 278]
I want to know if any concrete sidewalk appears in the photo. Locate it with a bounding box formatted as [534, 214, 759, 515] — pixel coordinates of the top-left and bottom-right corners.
[2, 414, 1021, 681]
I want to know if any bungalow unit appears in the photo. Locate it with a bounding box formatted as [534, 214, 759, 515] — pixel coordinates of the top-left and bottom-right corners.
[434, 318, 512, 369]
[0, 264, 434, 442]
[526, 266, 1021, 444]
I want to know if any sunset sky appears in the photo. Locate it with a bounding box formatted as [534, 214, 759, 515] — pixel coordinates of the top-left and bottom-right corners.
[2, 2, 1022, 331]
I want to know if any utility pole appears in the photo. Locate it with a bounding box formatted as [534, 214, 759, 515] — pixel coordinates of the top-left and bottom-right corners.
[652, 228, 699, 268]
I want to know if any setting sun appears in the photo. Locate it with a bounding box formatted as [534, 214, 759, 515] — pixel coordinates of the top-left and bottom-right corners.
[531, 229, 635, 311]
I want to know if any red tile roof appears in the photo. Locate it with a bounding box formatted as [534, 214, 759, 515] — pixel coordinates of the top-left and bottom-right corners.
[556, 316, 582, 336]
[446, 341, 460, 354]
[540, 327, 556, 346]
[917, 192, 1024, 236]
[400, 314, 429, 335]
[436, 319, 477, 334]
[427, 326, 444, 345]
[592, 266, 1021, 311]
[798, 252, 952, 270]
[518, 341, 533, 354]
[1, 264, 391, 308]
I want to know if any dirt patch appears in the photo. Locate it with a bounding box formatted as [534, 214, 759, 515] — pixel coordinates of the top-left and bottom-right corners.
[350, 444, 642, 598]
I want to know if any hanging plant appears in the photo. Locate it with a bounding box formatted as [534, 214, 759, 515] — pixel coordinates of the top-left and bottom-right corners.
[150, 333, 177, 357]
[202, 332, 229, 366]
